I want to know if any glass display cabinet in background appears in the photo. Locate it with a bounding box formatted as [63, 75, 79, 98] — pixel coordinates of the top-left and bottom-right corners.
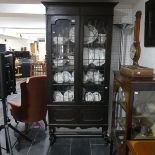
[42, 2, 117, 144]
[111, 71, 155, 155]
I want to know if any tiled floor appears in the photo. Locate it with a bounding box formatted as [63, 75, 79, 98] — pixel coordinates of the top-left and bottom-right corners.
[0, 78, 111, 155]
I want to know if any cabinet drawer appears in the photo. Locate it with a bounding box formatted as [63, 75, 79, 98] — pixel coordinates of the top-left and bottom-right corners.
[48, 106, 77, 124]
[80, 106, 108, 125]
[48, 106, 108, 127]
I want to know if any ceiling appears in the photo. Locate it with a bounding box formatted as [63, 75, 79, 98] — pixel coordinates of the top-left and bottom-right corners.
[0, 0, 140, 4]
[0, 0, 140, 40]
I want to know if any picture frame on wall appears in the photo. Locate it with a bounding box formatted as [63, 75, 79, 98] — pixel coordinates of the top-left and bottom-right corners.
[144, 0, 155, 47]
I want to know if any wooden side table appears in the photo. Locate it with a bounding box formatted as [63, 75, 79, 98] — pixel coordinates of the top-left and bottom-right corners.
[127, 140, 155, 155]
[30, 63, 46, 76]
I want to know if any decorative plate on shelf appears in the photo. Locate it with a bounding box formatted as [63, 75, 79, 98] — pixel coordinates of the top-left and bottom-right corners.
[62, 71, 71, 83]
[54, 72, 63, 83]
[83, 48, 105, 66]
[69, 26, 75, 43]
[53, 59, 64, 67]
[69, 25, 98, 44]
[53, 91, 63, 102]
[83, 48, 94, 65]
[85, 92, 94, 101]
[93, 48, 105, 66]
[64, 90, 74, 101]
[93, 92, 101, 101]
[84, 24, 98, 44]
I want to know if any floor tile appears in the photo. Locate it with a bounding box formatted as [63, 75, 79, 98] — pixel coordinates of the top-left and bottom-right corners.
[48, 144, 71, 155]
[91, 144, 110, 155]
[71, 138, 91, 155]
[54, 137, 72, 145]
[72, 137, 89, 144]
[71, 144, 91, 155]
[27, 133, 50, 155]
[89, 137, 105, 144]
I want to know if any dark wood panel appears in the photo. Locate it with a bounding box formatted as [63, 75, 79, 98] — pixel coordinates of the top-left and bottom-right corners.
[80, 7, 114, 16]
[48, 106, 78, 124]
[48, 106, 108, 126]
[46, 6, 79, 15]
[80, 106, 108, 124]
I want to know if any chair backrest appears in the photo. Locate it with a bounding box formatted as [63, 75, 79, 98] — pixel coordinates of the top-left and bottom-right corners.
[20, 76, 47, 122]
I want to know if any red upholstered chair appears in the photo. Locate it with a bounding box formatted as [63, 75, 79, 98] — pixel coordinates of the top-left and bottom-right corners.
[9, 76, 48, 130]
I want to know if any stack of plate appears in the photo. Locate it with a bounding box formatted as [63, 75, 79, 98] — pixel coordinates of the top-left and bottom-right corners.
[85, 92, 101, 101]
[54, 71, 74, 83]
[53, 90, 74, 102]
[83, 70, 104, 84]
[83, 48, 105, 66]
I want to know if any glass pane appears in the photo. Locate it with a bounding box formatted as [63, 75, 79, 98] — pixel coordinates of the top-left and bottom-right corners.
[82, 18, 106, 102]
[51, 19, 75, 102]
[114, 87, 126, 144]
[132, 91, 155, 139]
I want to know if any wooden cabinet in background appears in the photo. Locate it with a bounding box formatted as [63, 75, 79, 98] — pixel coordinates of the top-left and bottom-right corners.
[30, 41, 38, 55]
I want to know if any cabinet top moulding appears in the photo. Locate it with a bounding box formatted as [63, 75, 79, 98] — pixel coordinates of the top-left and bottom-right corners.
[42, 1, 118, 15]
[41, 1, 118, 6]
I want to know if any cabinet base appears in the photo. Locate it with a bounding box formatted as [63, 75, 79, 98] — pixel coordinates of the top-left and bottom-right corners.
[49, 126, 110, 145]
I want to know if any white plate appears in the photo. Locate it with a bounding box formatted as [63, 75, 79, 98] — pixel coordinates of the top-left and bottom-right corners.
[54, 72, 63, 83]
[93, 71, 104, 84]
[69, 26, 75, 43]
[87, 71, 94, 82]
[85, 92, 94, 101]
[64, 90, 74, 101]
[53, 59, 64, 66]
[83, 48, 94, 65]
[68, 55, 74, 65]
[84, 25, 98, 44]
[70, 72, 74, 83]
[93, 92, 101, 101]
[83, 48, 105, 66]
[93, 48, 105, 66]
[62, 71, 71, 83]
[97, 33, 106, 44]
[53, 91, 63, 102]
[69, 25, 98, 44]
[53, 36, 68, 44]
